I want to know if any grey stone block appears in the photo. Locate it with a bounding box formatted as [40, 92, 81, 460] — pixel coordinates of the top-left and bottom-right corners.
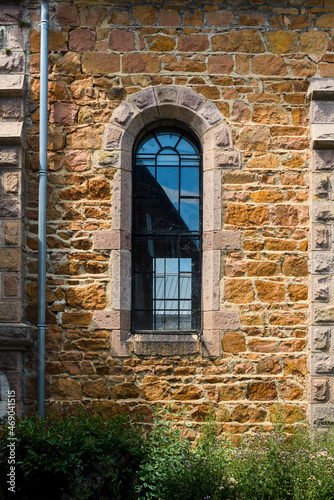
[0, 323, 32, 349]
[312, 353, 334, 375]
[308, 78, 334, 100]
[133, 334, 199, 356]
[312, 150, 334, 172]
[311, 124, 334, 149]
[0, 122, 23, 145]
[312, 405, 334, 426]
[0, 75, 25, 97]
[312, 100, 334, 124]
[311, 326, 331, 351]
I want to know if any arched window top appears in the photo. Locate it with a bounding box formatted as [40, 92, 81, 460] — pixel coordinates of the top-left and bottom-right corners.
[133, 125, 202, 333]
[136, 128, 200, 157]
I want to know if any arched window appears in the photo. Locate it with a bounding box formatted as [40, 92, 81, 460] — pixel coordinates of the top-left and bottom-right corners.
[132, 125, 202, 334]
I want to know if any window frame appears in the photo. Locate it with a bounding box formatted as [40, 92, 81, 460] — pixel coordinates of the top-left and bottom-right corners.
[94, 86, 241, 358]
[131, 121, 203, 336]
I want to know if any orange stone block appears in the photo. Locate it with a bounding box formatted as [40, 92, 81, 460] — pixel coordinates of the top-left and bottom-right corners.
[222, 332, 246, 354]
[264, 30, 299, 54]
[150, 35, 175, 51]
[212, 29, 265, 53]
[66, 284, 106, 310]
[82, 52, 120, 74]
[252, 55, 287, 76]
[225, 278, 255, 304]
[247, 381, 277, 401]
[123, 53, 160, 73]
[288, 284, 308, 302]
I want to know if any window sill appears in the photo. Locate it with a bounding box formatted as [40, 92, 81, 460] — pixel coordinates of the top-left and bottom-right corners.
[132, 333, 199, 356]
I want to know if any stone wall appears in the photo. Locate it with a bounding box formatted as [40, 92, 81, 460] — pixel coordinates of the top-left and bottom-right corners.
[0, 2, 31, 417]
[20, 0, 334, 435]
[309, 78, 334, 426]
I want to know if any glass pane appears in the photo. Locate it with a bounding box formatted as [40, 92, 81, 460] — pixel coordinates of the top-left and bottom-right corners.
[134, 239, 155, 271]
[180, 258, 191, 272]
[180, 157, 200, 167]
[176, 137, 199, 155]
[134, 199, 156, 232]
[156, 167, 179, 209]
[136, 157, 155, 168]
[157, 148, 180, 166]
[132, 310, 152, 330]
[180, 274, 191, 299]
[180, 199, 199, 231]
[134, 273, 153, 310]
[136, 134, 160, 155]
[133, 126, 201, 333]
[155, 131, 181, 148]
[181, 167, 199, 196]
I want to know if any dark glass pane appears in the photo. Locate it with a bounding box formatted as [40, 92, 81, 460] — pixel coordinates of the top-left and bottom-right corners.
[132, 310, 152, 330]
[133, 127, 201, 333]
[134, 238, 155, 271]
[180, 199, 199, 231]
[135, 166, 155, 197]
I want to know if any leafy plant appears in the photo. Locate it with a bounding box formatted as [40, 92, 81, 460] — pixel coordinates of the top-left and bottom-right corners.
[0, 409, 144, 500]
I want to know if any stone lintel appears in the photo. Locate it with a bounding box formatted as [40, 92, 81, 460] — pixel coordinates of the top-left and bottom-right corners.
[0, 122, 23, 145]
[0, 75, 25, 97]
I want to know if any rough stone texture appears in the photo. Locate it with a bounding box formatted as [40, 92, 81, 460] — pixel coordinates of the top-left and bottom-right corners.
[309, 78, 334, 429]
[133, 334, 198, 356]
[11, 1, 332, 430]
[0, 122, 23, 145]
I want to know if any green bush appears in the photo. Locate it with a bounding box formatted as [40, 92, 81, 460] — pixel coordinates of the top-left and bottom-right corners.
[0, 409, 144, 500]
[1, 406, 334, 500]
[135, 407, 230, 500]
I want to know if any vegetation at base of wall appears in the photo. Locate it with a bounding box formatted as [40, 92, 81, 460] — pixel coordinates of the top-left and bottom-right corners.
[0, 407, 334, 500]
[0, 410, 144, 500]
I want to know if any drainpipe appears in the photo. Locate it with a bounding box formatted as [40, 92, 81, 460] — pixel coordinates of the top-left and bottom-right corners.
[37, 0, 49, 418]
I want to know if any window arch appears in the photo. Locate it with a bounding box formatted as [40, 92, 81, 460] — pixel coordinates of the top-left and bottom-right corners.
[95, 86, 241, 357]
[132, 125, 202, 333]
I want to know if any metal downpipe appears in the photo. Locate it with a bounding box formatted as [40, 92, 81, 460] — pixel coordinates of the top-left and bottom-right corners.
[37, 0, 49, 418]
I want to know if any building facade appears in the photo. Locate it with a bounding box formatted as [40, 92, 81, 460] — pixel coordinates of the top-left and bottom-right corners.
[1, 0, 334, 438]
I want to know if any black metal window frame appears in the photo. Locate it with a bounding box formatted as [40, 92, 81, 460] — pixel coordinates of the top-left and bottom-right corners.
[131, 121, 203, 335]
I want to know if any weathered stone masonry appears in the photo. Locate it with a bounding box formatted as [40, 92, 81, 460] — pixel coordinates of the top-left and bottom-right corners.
[4, 0, 334, 434]
[309, 78, 334, 426]
[0, 4, 32, 417]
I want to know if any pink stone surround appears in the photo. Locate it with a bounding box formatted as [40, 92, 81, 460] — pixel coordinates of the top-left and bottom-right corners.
[93, 86, 241, 358]
[309, 78, 334, 426]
